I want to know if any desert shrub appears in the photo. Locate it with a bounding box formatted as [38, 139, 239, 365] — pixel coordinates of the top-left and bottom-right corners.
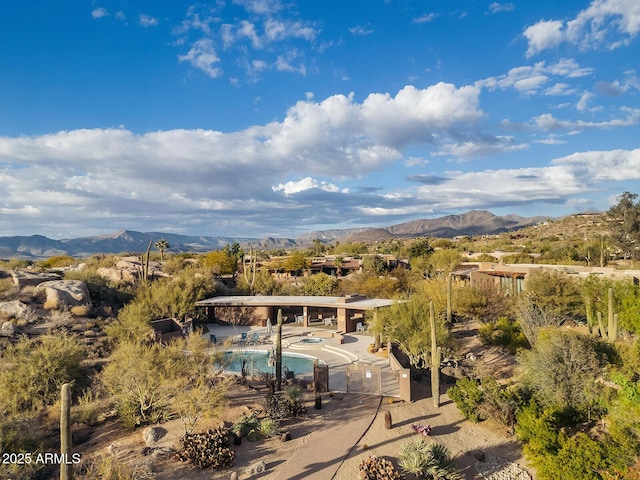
[285, 385, 306, 416]
[533, 432, 622, 480]
[72, 388, 104, 428]
[2, 258, 34, 269]
[257, 417, 278, 438]
[176, 426, 235, 469]
[70, 304, 91, 316]
[478, 317, 529, 353]
[76, 454, 154, 479]
[518, 328, 603, 414]
[447, 377, 484, 422]
[515, 401, 561, 458]
[476, 378, 521, 430]
[39, 255, 77, 269]
[398, 439, 462, 480]
[231, 413, 259, 438]
[0, 334, 86, 413]
[0, 459, 46, 480]
[102, 336, 224, 431]
[358, 455, 402, 480]
[0, 278, 16, 301]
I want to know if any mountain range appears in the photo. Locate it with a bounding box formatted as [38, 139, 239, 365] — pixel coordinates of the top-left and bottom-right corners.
[0, 210, 547, 259]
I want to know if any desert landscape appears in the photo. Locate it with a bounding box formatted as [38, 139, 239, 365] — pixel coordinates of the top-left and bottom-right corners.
[69, 319, 534, 480]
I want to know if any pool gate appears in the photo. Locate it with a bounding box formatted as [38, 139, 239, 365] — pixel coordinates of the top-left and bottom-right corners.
[315, 364, 399, 397]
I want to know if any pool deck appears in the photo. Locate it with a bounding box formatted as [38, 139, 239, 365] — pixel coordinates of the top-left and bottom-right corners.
[202, 323, 399, 397]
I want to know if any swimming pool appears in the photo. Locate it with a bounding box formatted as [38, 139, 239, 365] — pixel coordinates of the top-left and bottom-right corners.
[218, 350, 322, 375]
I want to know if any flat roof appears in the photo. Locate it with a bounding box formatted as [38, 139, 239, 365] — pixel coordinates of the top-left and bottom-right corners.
[195, 295, 396, 311]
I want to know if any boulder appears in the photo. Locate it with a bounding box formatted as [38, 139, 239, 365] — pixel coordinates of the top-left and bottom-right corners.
[142, 426, 166, 447]
[96, 267, 138, 284]
[0, 321, 16, 337]
[11, 270, 61, 288]
[0, 300, 35, 321]
[33, 280, 91, 310]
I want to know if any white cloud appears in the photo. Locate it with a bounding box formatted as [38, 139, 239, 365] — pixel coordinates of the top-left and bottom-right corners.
[275, 50, 306, 75]
[139, 14, 159, 27]
[552, 149, 640, 181]
[523, 20, 564, 57]
[349, 25, 374, 36]
[233, 0, 283, 16]
[576, 91, 594, 111]
[478, 59, 593, 95]
[525, 0, 640, 55]
[91, 8, 109, 19]
[412, 13, 438, 24]
[488, 3, 515, 14]
[178, 39, 222, 78]
[544, 83, 578, 96]
[272, 177, 347, 195]
[532, 108, 640, 132]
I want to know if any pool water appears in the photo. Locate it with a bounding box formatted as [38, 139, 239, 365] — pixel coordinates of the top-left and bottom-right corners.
[218, 350, 321, 375]
[300, 338, 324, 344]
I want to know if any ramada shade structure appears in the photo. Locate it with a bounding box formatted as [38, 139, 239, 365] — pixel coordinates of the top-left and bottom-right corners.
[195, 294, 395, 333]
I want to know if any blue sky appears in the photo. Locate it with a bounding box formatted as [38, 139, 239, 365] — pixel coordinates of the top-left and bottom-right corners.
[1, 0, 639, 239]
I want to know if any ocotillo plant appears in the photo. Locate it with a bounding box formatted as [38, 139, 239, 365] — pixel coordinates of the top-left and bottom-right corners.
[276, 308, 283, 391]
[429, 301, 441, 408]
[608, 288, 618, 343]
[60, 383, 72, 480]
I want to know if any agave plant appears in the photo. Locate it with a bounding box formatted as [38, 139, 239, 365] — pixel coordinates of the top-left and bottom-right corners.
[398, 439, 462, 480]
[423, 442, 462, 480]
[398, 437, 430, 476]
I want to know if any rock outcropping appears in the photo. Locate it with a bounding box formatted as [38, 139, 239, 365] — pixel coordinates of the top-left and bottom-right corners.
[34, 280, 91, 311]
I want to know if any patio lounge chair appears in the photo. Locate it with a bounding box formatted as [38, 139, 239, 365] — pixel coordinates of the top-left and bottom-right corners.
[237, 332, 248, 345]
[356, 322, 365, 334]
[248, 332, 261, 345]
[209, 334, 217, 345]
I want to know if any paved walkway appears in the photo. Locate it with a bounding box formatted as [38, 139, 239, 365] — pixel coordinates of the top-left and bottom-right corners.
[203, 323, 391, 479]
[280, 394, 382, 480]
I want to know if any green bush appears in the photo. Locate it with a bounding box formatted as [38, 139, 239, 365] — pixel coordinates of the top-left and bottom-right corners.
[0, 334, 86, 413]
[447, 378, 484, 422]
[231, 414, 259, 438]
[257, 418, 279, 438]
[478, 317, 529, 353]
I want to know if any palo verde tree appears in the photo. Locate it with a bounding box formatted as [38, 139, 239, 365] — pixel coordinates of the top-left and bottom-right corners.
[517, 328, 604, 415]
[371, 294, 450, 369]
[607, 191, 640, 260]
[0, 334, 86, 414]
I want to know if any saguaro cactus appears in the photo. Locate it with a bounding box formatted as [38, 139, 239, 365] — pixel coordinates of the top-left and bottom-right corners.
[597, 311, 606, 339]
[446, 272, 453, 324]
[429, 301, 441, 408]
[276, 308, 283, 391]
[60, 383, 72, 480]
[607, 288, 618, 343]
